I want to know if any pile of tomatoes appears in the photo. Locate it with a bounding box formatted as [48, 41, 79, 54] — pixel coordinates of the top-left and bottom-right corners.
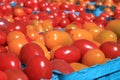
[0, 0, 120, 80]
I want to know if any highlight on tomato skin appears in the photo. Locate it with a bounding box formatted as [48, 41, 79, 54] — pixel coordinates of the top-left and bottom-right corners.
[82, 49, 105, 67]
[24, 55, 53, 80]
[72, 39, 98, 57]
[0, 53, 21, 71]
[53, 45, 81, 63]
[99, 41, 120, 59]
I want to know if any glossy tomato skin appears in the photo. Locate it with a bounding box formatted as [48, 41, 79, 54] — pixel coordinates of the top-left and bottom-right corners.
[7, 20, 26, 34]
[72, 39, 98, 57]
[24, 56, 52, 80]
[5, 69, 28, 80]
[0, 70, 7, 80]
[99, 41, 120, 59]
[0, 31, 7, 46]
[20, 42, 45, 65]
[50, 59, 74, 74]
[59, 18, 70, 28]
[0, 53, 21, 71]
[54, 45, 81, 63]
[0, 18, 10, 31]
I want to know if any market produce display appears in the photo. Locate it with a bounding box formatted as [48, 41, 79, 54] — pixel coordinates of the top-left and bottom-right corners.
[0, 0, 120, 80]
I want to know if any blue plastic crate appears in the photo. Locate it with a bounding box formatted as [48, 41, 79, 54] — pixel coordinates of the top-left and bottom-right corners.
[52, 57, 120, 80]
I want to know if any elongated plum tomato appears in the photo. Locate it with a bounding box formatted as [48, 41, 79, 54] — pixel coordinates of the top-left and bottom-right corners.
[0, 53, 21, 71]
[99, 41, 120, 59]
[72, 39, 98, 57]
[24, 56, 52, 80]
[20, 42, 45, 65]
[54, 45, 81, 63]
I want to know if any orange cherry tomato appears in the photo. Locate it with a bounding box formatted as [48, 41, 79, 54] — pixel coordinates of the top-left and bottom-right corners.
[8, 39, 28, 56]
[83, 22, 104, 39]
[7, 31, 26, 43]
[31, 20, 44, 33]
[13, 7, 26, 17]
[82, 49, 105, 66]
[26, 29, 39, 40]
[42, 20, 53, 32]
[44, 30, 73, 50]
[26, 25, 35, 31]
[34, 33, 45, 45]
[64, 23, 80, 31]
[95, 30, 117, 44]
[69, 29, 93, 41]
[4, 16, 14, 22]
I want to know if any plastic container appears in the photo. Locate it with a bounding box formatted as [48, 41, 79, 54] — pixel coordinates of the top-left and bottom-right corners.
[52, 57, 120, 80]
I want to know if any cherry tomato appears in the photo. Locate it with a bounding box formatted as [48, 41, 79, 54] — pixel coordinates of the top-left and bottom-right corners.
[54, 45, 81, 63]
[7, 31, 26, 43]
[59, 18, 70, 28]
[20, 42, 45, 64]
[82, 49, 105, 66]
[0, 53, 21, 71]
[13, 7, 26, 17]
[72, 39, 98, 57]
[24, 56, 52, 80]
[99, 41, 120, 59]
[8, 38, 28, 56]
[7, 20, 26, 34]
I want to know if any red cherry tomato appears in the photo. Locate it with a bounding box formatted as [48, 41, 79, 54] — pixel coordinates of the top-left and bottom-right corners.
[100, 41, 120, 59]
[20, 42, 45, 64]
[5, 69, 28, 80]
[24, 56, 52, 80]
[72, 39, 98, 57]
[54, 45, 81, 63]
[59, 18, 70, 28]
[7, 20, 26, 34]
[68, 12, 77, 21]
[0, 53, 21, 71]
[24, 0, 39, 11]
